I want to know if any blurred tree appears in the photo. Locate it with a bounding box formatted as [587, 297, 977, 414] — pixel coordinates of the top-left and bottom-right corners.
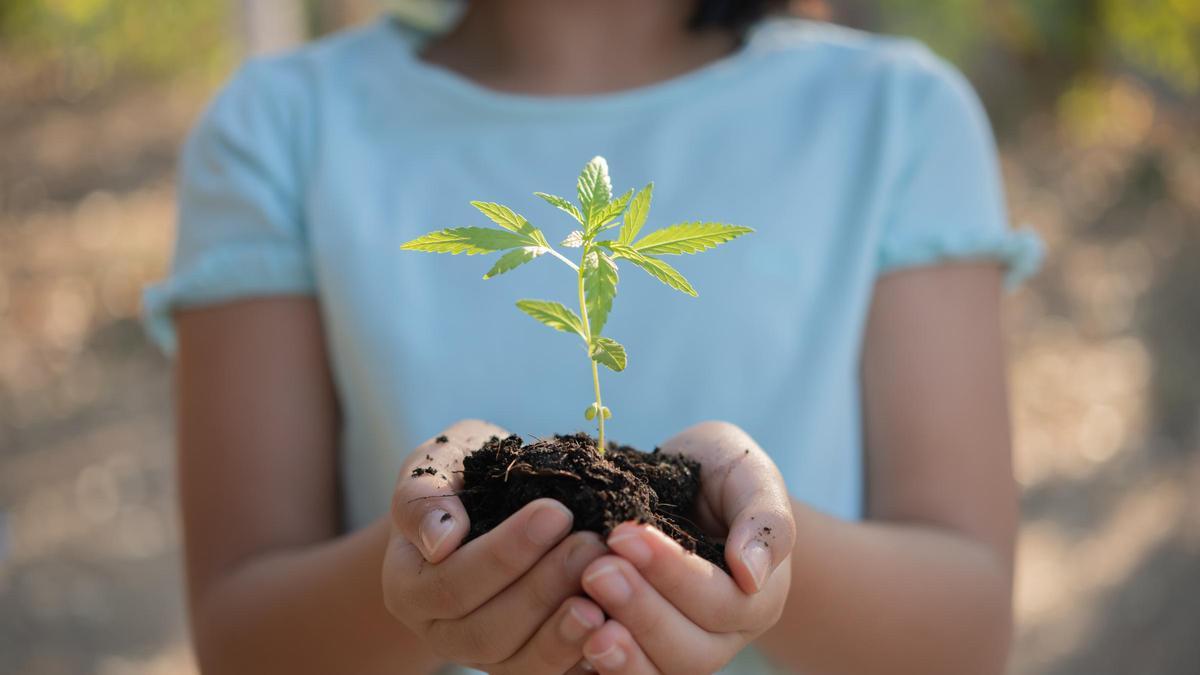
[0, 0, 230, 86]
[863, 0, 1199, 95]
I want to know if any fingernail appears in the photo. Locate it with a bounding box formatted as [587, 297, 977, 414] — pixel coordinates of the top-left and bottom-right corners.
[607, 529, 652, 567]
[584, 563, 632, 604]
[419, 509, 455, 559]
[561, 605, 601, 642]
[526, 502, 573, 546]
[565, 534, 607, 575]
[587, 643, 626, 670]
[741, 540, 772, 592]
[579, 659, 596, 672]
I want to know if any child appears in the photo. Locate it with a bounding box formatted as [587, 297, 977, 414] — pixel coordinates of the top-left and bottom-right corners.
[145, 1, 1041, 673]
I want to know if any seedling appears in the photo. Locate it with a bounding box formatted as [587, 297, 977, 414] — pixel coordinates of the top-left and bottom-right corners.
[401, 157, 751, 452]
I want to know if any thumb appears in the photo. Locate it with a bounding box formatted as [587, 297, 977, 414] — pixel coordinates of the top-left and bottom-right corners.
[722, 445, 794, 594]
[661, 421, 796, 594]
[389, 419, 508, 563]
[724, 496, 795, 595]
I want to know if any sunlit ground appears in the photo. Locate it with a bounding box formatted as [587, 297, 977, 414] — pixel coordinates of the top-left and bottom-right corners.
[1, 43, 1198, 675]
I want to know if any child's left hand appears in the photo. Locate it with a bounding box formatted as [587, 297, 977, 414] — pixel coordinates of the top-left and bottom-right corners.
[578, 421, 796, 673]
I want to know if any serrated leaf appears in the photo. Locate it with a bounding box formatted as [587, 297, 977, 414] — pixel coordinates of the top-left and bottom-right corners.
[515, 299, 586, 339]
[583, 250, 618, 334]
[561, 230, 584, 248]
[577, 156, 612, 226]
[400, 227, 535, 255]
[587, 188, 633, 236]
[470, 201, 529, 233]
[609, 244, 698, 296]
[619, 182, 653, 245]
[483, 247, 545, 279]
[590, 336, 627, 372]
[534, 192, 584, 225]
[632, 222, 754, 255]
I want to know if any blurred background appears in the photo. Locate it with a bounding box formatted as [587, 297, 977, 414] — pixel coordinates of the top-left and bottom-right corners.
[0, 0, 1197, 673]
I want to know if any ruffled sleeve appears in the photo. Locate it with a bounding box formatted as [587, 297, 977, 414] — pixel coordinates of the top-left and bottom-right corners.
[876, 48, 1043, 289]
[142, 57, 315, 355]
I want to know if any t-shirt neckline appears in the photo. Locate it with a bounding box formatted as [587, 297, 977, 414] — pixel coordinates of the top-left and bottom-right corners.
[379, 15, 780, 116]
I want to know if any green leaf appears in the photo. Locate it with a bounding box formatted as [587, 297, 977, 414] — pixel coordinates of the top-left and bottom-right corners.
[583, 250, 618, 335]
[577, 156, 612, 226]
[483, 247, 545, 279]
[515, 299, 586, 339]
[632, 222, 754, 256]
[470, 201, 529, 233]
[584, 403, 599, 421]
[601, 406, 612, 419]
[534, 192, 584, 225]
[469, 202, 551, 248]
[587, 188, 633, 236]
[400, 227, 536, 255]
[619, 183, 653, 245]
[609, 244, 698, 296]
[590, 336, 627, 372]
[561, 230, 584, 248]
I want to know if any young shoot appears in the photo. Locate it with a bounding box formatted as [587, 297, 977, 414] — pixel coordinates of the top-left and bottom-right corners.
[400, 157, 752, 452]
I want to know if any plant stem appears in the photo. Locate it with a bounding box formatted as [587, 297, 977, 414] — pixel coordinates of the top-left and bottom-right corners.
[576, 246, 605, 453]
[546, 247, 579, 272]
[590, 359, 605, 452]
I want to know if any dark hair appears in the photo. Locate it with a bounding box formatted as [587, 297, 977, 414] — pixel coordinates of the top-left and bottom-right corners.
[689, 0, 787, 33]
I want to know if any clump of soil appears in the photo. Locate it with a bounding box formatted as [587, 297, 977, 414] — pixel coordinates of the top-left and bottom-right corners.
[459, 433, 727, 571]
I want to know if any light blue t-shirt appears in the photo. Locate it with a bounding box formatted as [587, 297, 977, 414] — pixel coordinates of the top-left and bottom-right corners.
[144, 14, 1039, 651]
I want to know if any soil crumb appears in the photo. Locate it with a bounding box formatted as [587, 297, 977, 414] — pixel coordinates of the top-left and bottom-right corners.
[460, 433, 727, 571]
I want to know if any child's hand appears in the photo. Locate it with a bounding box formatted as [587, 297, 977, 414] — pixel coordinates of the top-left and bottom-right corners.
[579, 421, 796, 674]
[382, 420, 607, 673]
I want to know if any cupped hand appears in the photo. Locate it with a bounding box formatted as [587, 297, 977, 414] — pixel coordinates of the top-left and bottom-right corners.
[578, 421, 796, 674]
[382, 419, 607, 673]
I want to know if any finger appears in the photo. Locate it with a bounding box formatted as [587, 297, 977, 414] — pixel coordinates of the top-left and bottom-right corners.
[583, 621, 660, 675]
[391, 419, 509, 562]
[497, 596, 605, 674]
[582, 556, 738, 673]
[429, 532, 606, 664]
[606, 522, 763, 633]
[660, 421, 796, 594]
[388, 498, 575, 622]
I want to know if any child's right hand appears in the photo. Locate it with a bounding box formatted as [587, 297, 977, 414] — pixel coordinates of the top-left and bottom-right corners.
[382, 419, 607, 673]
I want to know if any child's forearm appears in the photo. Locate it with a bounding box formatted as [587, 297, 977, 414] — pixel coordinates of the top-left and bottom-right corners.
[188, 517, 441, 675]
[756, 501, 1013, 675]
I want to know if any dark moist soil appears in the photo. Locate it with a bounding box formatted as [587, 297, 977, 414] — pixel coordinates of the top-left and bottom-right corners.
[458, 433, 727, 571]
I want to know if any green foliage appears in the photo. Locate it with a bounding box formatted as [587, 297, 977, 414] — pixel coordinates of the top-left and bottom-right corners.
[1101, 0, 1199, 92]
[590, 188, 634, 234]
[470, 201, 534, 234]
[534, 192, 584, 224]
[871, 0, 1199, 96]
[619, 183, 654, 245]
[561, 231, 585, 248]
[399, 227, 544, 255]
[631, 222, 756, 256]
[483, 248, 544, 279]
[583, 250, 619, 335]
[0, 0, 229, 82]
[400, 156, 751, 450]
[577, 157, 614, 230]
[515, 300, 585, 338]
[607, 244, 699, 297]
[584, 403, 612, 420]
[589, 337, 627, 372]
